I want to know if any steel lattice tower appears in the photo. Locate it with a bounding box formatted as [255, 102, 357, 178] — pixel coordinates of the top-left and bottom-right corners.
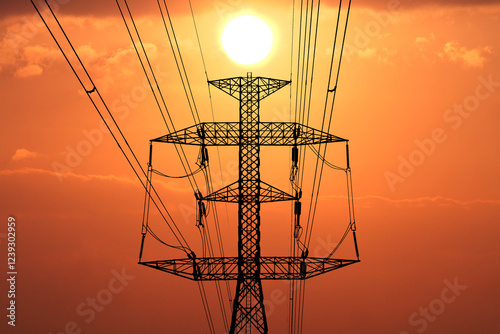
[226, 72, 271, 333]
[28, 0, 358, 331]
[141, 73, 359, 333]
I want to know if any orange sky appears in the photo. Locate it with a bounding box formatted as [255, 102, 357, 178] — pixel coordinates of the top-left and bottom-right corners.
[1, 0, 499, 333]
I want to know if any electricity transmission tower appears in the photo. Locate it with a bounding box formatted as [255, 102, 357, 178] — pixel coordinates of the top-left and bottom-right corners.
[140, 72, 359, 333]
[29, 0, 359, 331]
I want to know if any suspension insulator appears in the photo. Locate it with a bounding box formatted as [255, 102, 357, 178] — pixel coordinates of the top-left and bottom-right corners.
[199, 201, 206, 217]
[294, 201, 301, 216]
[346, 142, 350, 170]
[294, 201, 302, 232]
[197, 201, 206, 227]
[292, 146, 299, 166]
[201, 146, 209, 165]
[139, 233, 146, 261]
[148, 141, 153, 166]
[353, 230, 360, 260]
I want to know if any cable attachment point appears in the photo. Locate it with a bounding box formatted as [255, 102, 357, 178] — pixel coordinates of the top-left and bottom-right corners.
[293, 125, 301, 140]
[194, 190, 206, 227]
[197, 145, 209, 168]
[85, 86, 96, 94]
[300, 259, 307, 278]
[296, 190, 302, 200]
[197, 200, 206, 227]
[195, 190, 203, 201]
[294, 201, 302, 239]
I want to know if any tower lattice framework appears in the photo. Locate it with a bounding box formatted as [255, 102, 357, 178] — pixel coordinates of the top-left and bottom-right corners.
[141, 73, 358, 333]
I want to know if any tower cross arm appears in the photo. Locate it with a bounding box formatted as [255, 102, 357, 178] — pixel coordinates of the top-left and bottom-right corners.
[202, 180, 298, 203]
[151, 122, 240, 145]
[139, 257, 359, 280]
[208, 74, 291, 101]
[152, 122, 347, 146]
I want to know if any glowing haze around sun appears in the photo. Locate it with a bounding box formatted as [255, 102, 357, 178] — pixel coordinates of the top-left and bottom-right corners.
[222, 15, 273, 65]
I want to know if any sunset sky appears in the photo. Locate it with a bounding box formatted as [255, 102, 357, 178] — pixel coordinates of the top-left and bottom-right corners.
[1, 0, 499, 333]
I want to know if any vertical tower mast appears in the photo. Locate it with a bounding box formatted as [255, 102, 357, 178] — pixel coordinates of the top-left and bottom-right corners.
[210, 73, 288, 333]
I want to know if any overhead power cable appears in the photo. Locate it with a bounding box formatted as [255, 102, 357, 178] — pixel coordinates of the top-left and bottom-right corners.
[308, 145, 346, 171]
[30, 0, 192, 254]
[116, 0, 201, 194]
[304, 0, 352, 250]
[188, 0, 233, 321]
[158, 0, 201, 124]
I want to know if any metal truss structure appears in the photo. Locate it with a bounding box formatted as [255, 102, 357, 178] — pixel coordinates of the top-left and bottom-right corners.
[141, 73, 358, 333]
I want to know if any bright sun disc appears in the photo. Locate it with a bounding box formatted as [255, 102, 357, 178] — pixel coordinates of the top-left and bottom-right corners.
[222, 15, 273, 65]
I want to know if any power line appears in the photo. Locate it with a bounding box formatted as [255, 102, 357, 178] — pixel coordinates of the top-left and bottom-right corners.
[188, 1, 233, 327]
[116, 0, 202, 194]
[305, 0, 352, 250]
[31, 0, 192, 254]
[158, 0, 201, 124]
[301, 0, 322, 250]
[188, 0, 233, 307]
[118, 0, 219, 328]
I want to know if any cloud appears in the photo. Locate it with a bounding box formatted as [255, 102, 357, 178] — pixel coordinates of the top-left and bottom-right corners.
[414, 33, 435, 47]
[351, 195, 500, 208]
[322, 194, 500, 208]
[0, 167, 137, 185]
[14, 63, 43, 77]
[0, 167, 192, 193]
[0, 14, 149, 81]
[357, 47, 397, 63]
[2, 0, 500, 19]
[1, 40, 61, 77]
[358, 47, 377, 58]
[0, 0, 203, 20]
[11, 148, 38, 161]
[350, 0, 500, 10]
[439, 41, 492, 68]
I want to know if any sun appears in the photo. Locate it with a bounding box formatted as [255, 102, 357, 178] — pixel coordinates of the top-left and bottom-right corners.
[222, 15, 273, 65]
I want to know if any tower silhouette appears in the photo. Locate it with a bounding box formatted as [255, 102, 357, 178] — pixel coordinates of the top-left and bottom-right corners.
[141, 72, 358, 333]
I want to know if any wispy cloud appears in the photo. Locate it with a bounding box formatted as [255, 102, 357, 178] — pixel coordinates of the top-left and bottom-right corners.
[353, 195, 500, 207]
[357, 47, 398, 64]
[0, 167, 136, 184]
[11, 148, 38, 161]
[0, 167, 193, 193]
[414, 33, 435, 50]
[0, 16, 157, 83]
[14, 64, 43, 77]
[439, 41, 492, 68]
[322, 194, 500, 208]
